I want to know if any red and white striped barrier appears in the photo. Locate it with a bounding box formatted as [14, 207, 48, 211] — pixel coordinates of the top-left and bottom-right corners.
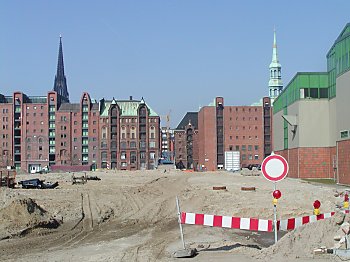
[181, 212, 273, 232]
[181, 210, 350, 232]
[277, 212, 335, 231]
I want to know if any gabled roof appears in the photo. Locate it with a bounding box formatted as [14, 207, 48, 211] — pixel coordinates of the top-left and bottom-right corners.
[176, 112, 198, 130]
[100, 99, 158, 117]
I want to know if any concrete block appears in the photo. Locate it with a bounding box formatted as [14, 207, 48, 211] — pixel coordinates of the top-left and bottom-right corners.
[173, 248, 197, 258]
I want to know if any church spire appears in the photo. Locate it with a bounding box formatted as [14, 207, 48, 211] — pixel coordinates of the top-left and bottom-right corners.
[53, 35, 69, 102]
[268, 29, 283, 99]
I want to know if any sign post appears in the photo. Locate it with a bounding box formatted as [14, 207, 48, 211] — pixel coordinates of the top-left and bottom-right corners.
[262, 153, 289, 244]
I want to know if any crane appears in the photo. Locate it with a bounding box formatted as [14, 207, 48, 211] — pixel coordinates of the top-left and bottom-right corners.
[160, 109, 171, 130]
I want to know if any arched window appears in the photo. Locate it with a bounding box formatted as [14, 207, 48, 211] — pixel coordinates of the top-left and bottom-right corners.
[149, 126, 156, 139]
[121, 126, 127, 140]
[102, 126, 108, 139]
[130, 126, 136, 139]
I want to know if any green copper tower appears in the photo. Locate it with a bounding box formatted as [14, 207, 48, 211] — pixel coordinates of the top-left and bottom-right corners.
[269, 30, 283, 99]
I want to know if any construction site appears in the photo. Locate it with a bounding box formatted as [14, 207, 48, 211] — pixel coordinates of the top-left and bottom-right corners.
[0, 167, 349, 262]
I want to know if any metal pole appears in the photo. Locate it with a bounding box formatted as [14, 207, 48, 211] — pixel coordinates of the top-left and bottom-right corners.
[176, 196, 186, 249]
[273, 183, 278, 244]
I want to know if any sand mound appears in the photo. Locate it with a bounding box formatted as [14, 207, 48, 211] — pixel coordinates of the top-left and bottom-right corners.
[0, 197, 60, 239]
[255, 212, 347, 261]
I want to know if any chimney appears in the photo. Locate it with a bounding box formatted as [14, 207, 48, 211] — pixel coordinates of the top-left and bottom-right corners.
[130, 96, 133, 100]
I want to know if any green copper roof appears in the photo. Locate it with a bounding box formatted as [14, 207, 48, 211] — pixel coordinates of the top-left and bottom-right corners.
[100, 100, 158, 117]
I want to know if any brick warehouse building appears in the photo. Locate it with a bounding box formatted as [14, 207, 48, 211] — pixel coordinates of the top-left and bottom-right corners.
[273, 23, 350, 184]
[0, 37, 160, 172]
[173, 31, 280, 171]
[0, 92, 160, 172]
[174, 97, 272, 171]
[174, 112, 199, 169]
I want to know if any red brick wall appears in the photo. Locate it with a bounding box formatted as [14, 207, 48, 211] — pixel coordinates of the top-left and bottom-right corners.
[223, 106, 264, 167]
[338, 140, 350, 184]
[288, 148, 298, 178]
[276, 147, 335, 179]
[198, 106, 217, 171]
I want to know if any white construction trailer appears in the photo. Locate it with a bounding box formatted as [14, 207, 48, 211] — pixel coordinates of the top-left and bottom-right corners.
[224, 151, 240, 171]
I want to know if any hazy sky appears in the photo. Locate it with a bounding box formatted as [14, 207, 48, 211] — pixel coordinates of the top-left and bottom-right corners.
[1, 1, 349, 127]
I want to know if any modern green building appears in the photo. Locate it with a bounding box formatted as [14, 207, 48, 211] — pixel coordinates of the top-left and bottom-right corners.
[273, 23, 350, 184]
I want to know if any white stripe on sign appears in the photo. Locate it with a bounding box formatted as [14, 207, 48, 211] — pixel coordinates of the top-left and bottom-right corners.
[186, 213, 196, 224]
[258, 219, 269, 231]
[240, 218, 250, 230]
[222, 216, 232, 228]
[204, 214, 214, 226]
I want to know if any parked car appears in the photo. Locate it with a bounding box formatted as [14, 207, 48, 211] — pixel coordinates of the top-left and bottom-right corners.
[18, 178, 58, 189]
[247, 164, 261, 170]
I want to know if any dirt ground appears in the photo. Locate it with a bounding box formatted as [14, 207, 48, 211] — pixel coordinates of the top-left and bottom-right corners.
[0, 167, 348, 261]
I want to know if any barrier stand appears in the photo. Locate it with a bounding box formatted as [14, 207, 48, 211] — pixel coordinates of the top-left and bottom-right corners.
[173, 196, 196, 258]
[272, 186, 281, 244]
[176, 196, 185, 249]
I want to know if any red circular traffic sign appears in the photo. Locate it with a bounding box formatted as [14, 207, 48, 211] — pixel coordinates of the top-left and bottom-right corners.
[261, 154, 289, 182]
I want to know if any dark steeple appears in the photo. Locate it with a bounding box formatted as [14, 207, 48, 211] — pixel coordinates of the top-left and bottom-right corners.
[53, 35, 69, 102]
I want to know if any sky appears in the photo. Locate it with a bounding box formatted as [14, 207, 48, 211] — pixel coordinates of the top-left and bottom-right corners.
[1, 1, 350, 127]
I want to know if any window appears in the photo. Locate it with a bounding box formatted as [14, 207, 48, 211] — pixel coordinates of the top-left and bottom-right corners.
[310, 88, 318, 98]
[149, 126, 156, 139]
[39, 146, 42, 151]
[242, 145, 246, 151]
[150, 152, 155, 159]
[235, 145, 239, 151]
[254, 155, 259, 160]
[121, 151, 126, 159]
[101, 151, 107, 160]
[320, 88, 328, 98]
[242, 154, 246, 160]
[102, 126, 107, 139]
[130, 141, 136, 148]
[254, 145, 259, 150]
[149, 141, 156, 148]
[248, 145, 252, 151]
[130, 151, 137, 164]
[248, 154, 253, 160]
[341, 130, 349, 139]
